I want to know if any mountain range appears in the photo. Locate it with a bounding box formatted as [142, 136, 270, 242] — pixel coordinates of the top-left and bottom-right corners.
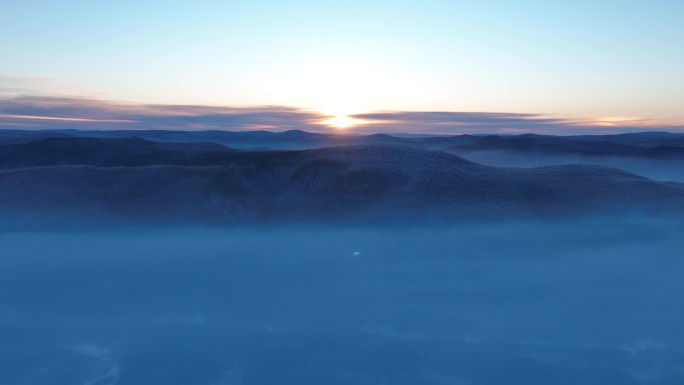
[1, 132, 684, 224]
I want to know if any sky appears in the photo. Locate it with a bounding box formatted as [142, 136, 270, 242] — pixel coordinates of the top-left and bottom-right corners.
[1, 0, 683, 134]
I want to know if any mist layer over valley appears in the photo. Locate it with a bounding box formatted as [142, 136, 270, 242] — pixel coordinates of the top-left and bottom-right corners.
[3, 219, 684, 385]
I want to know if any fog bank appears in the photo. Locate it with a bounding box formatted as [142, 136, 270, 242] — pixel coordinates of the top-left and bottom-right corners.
[2, 218, 684, 384]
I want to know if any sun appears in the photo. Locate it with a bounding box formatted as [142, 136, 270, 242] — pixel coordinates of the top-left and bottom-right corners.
[323, 115, 359, 129]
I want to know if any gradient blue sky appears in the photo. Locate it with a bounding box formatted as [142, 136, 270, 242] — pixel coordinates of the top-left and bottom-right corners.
[1, 0, 683, 133]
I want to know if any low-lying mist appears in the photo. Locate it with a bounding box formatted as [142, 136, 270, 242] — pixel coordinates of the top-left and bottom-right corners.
[2, 217, 684, 385]
[458, 151, 684, 183]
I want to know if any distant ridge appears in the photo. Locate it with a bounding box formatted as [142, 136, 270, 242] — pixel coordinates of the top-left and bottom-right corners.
[2, 128, 684, 154]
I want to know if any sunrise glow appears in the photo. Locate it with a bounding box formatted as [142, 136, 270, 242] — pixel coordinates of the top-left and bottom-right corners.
[323, 115, 362, 129]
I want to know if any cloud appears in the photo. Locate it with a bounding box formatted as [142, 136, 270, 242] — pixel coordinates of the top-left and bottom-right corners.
[0, 76, 104, 99]
[0, 77, 682, 134]
[351, 111, 575, 134]
[0, 96, 323, 131]
[350, 111, 684, 135]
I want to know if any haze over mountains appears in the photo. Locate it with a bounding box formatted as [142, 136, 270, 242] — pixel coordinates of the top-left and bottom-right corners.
[1, 129, 684, 225]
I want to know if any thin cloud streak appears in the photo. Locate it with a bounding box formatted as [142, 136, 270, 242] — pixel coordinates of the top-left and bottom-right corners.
[0, 114, 136, 123]
[0, 76, 105, 99]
